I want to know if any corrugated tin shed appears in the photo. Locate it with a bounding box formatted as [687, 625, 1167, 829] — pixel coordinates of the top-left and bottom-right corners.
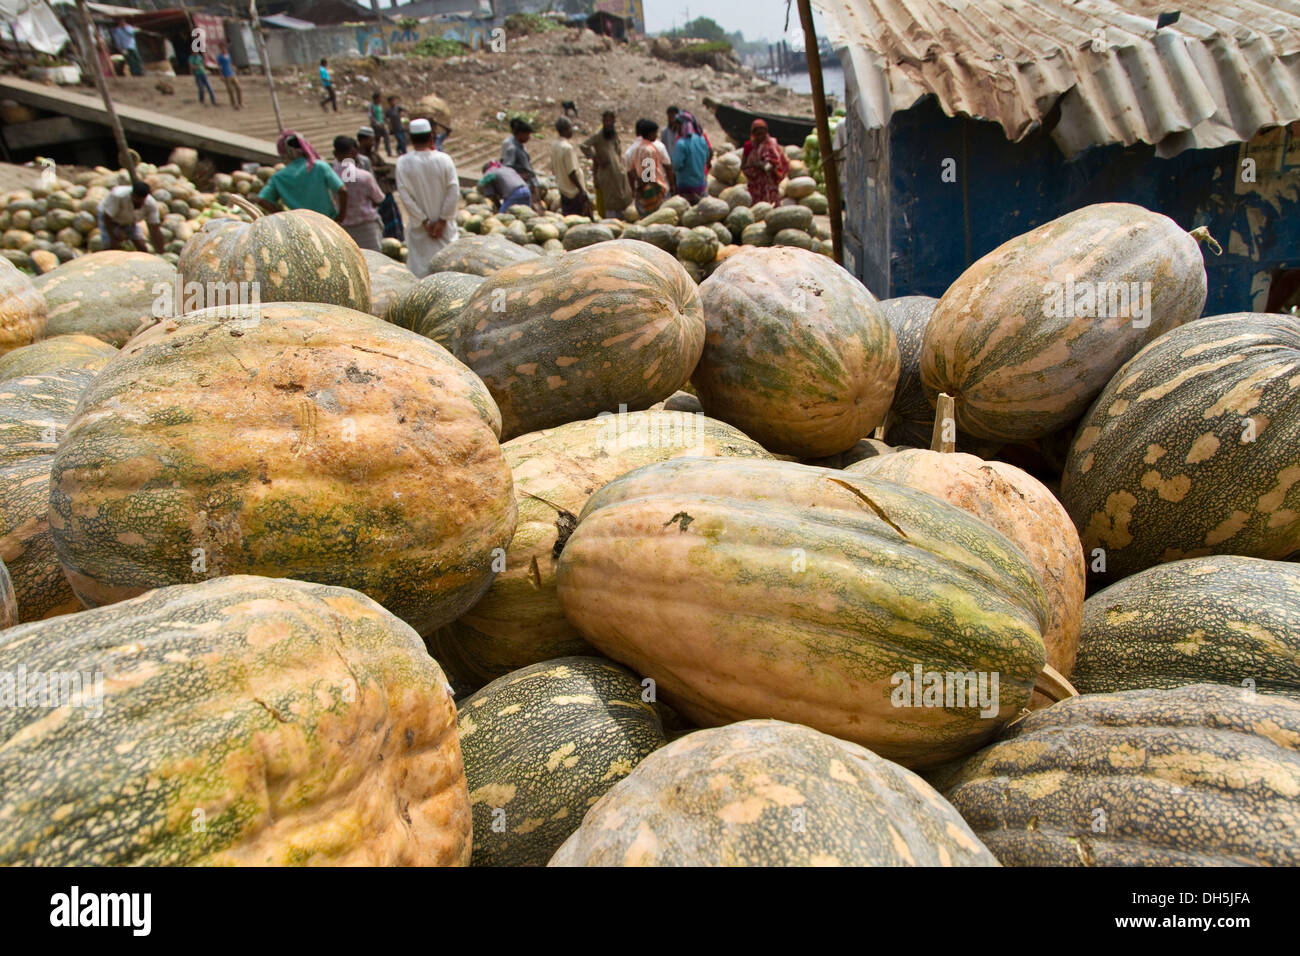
[813, 0, 1300, 157]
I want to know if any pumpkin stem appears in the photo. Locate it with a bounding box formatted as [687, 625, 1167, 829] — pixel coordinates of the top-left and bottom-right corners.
[1189, 225, 1222, 256]
[931, 393, 956, 453]
[1033, 664, 1079, 702]
[521, 491, 580, 558]
[224, 193, 265, 221]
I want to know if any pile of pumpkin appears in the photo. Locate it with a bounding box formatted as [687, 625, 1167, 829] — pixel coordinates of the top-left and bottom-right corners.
[0, 198, 1297, 867]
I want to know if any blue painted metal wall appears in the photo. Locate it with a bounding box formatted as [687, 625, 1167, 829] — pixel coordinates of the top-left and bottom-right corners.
[845, 96, 1300, 315]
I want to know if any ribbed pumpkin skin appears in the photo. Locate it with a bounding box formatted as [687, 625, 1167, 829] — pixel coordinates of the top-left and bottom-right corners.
[178, 209, 371, 313]
[847, 450, 1085, 690]
[880, 295, 939, 448]
[0, 257, 46, 357]
[1073, 556, 1300, 696]
[49, 302, 516, 635]
[431, 412, 771, 687]
[556, 457, 1049, 767]
[33, 250, 177, 346]
[1061, 313, 1300, 581]
[429, 234, 540, 276]
[692, 246, 899, 457]
[0, 368, 99, 467]
[0, 334, 116, 381]
[942, 685, 1300, 866]
[1, 457, 81, 623]
[459, 656, 666, 866]
[361, 248, 417, 320]
[921, 203, 1206, 442]
[386, 270, 484, 348]
[549, 720, 998, 866]
[803, 437, 894, 469]
[0, 575, 471, 866]
[454, 240, 705, 440]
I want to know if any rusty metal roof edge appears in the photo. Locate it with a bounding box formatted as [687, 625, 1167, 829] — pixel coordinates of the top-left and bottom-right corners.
[815, 0, 1300, 157]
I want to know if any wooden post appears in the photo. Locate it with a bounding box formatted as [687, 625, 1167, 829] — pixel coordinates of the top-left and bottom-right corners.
[74, 0, 137, 181]
[930, 393, 955, 452]
[248, 0, 283, 135]
[795, 0, 843, 265]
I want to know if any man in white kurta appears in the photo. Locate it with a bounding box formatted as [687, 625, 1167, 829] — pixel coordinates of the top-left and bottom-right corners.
[396, 118, 460, 277]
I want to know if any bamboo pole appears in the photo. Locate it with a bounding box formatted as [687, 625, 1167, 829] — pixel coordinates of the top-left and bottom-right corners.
[74, 0, 136, 182]
[249, 0, 283, 135]
[795, 0, 842, 264]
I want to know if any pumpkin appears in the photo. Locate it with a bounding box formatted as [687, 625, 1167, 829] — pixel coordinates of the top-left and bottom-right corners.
[772, 228, 815, 250]
[0, 256, 46, 356]
[49, 301, 516, 636]
[0, 556, 14, 627]
[33, 250, 176, 346]
[0, 457, 81, 623]
[178, 209, 370, 313]
[549, 720, 997, 866]
[361, 247, 417, 320]
[803, 437, 895, 469]
[0, 575, 471, 865]
[940, 684, 1300, 866]
[384, 270, 484, 348]
[693, 197, 730, 223]
[676, 229, 719, 264]
[691, 246, 899, 457]
[0, 368, 99, 467]
[429, 411, 771, 687]
[921, 203, 1207, 442]
[0, 334, 116, 381]
[879, 295, 940, 448]
[660, 390, 702, 413]
[638, 223, 680, 253]
[1061, 312, 1300, 581]
[458, 656, 666, 866]
[847, 449, 1085, 700]
[556, 457, 1049, 767]
[764, 205, 813, 234]
[639, 207, 678, 227]
[739, 222, 771, 246]
[427, 236, 538, 277]
[1071, 556, 1300, 697]
[453, 240, 705, 440]
[561, 223, 615, 250]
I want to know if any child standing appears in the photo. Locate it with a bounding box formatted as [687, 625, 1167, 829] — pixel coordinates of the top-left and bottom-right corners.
[370, 92, 391, 155]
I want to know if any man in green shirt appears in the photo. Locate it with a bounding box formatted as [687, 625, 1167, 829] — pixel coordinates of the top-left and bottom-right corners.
[189, 52, 218, 106]
[254, 132, 347, 220]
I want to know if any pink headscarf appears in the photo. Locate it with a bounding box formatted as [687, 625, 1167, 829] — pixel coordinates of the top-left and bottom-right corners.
[276, 129, 321, 169]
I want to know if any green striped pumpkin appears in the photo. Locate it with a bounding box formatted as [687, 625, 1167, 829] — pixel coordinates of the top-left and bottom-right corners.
[361, 248, 417, 320]
[33, 250, 176, 346]
[428, 234, 540, 276]
[458, 656, 666, 866]
[0, 368, 99, 467]
[879, 295, 938, 448]
[921, 203, 1207, 442]
[556, 456, 1048, 768]
[1061, 312, 1300, 582]
[0, 334, 116, 381]
[549, 720, 998, 867]
[49, 302, 515, 636]
[691, 246, 899, 457]
[385, 270, 484, 348]
[0, 575, 471, 865]
[941, 685, 1300, 866]
[1072, 556, 1300, 696]
[429, 411, 771, 688]
[454, 240, 705, 440]
[178, 209, 370, 313]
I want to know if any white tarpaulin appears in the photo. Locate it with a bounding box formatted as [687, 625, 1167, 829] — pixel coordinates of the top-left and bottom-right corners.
[0, 0, 71, 56]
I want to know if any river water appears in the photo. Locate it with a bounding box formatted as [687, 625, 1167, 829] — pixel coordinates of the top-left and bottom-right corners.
[772, 63, 846, 107]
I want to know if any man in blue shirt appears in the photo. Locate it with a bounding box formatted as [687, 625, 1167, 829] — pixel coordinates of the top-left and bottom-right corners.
[319, 58, 337, 112]
[111, 19, 143, 77]
[671, 124, 711, 205]
[217, 47, 242, 110]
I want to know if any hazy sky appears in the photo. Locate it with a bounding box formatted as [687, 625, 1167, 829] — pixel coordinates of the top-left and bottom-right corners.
[643, 0, 831, 43]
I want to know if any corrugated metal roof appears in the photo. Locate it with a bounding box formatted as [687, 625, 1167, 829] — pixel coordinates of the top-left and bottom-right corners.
[812, 0, 1300, 157]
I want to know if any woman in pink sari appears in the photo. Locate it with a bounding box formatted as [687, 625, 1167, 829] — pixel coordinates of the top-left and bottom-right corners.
[741, 119, 789, 205]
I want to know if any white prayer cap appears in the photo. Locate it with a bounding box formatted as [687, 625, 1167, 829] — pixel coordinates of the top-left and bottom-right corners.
[410, 118, 432, 134]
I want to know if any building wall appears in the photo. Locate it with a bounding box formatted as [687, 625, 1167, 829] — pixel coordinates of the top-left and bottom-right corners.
[844, 95, 1300, 315]
[263, 18, 495, 65]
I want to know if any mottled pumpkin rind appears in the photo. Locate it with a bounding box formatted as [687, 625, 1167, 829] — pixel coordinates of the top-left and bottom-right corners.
[0, 575, 471, 866]
[361, 248, 418, 320]
[0, 334, 116, 381]
[549, 719, 998, 866]
[942, 685, 1300, 866]
[33, 250, 177, 347]
[1060, 312, 1300, 581]
[48, 302, 516, 636]
[0, 257, 46, 357]
[556, 456, 1049, 768]
[385, 270, 484, 348]
[428, 234, 540, 276]
[1072, 556, 1300, 696]
[432, 411, 772, 688]
[921, 203, 1207, 442]
[458, 656, 666, 867]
